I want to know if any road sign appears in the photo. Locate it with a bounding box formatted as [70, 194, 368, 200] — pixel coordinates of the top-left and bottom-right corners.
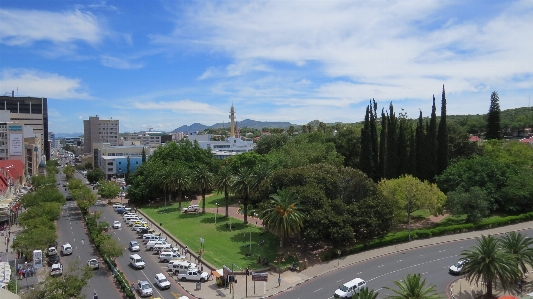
[252, 272, 268, 282]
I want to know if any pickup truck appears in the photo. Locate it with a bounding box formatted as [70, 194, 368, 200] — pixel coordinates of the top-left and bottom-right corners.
[146, 240, 170, 251]
[154, 242, 172, 252]
[182, 205, 199, 213]
[177, 270, 209, 282]
[50, 262, 63, 277]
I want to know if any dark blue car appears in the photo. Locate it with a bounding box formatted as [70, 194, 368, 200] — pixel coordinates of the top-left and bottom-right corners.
[116, 208, 126, 214]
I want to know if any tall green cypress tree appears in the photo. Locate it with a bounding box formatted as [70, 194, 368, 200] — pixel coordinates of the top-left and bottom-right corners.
[415, 111, 425, 180]
[378, 108, 387, 180]
[408, 126, 417, 176]
[426, 95, 438, 181]
[437, 85, 449, 175]
[370, 100, 379, 181]
[359, 106, 373, 177]
[386, 103, 398, 179]
[397, 119, 409, 175]
[486, 91, 502, 140]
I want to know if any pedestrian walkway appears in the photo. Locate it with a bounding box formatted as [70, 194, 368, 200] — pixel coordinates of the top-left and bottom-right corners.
[0, 224, 44, 295]
[137, 199, 533, 299]
[189, 195, 264, 228]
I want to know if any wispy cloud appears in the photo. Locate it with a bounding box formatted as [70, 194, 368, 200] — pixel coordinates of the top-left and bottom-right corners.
[101, 56, 143, 69]
[133, 99, 226, 115]
[0, 68, 91, 99]
[0, 9, 103, 46]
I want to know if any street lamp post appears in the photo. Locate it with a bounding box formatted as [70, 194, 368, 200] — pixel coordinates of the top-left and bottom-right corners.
[215, 203, 219, 225]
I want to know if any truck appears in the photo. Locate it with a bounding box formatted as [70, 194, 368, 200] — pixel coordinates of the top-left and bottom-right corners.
[177, 270, 209, 282]
[50, 262, 63, 277]
[146, 240, 170, 251]
[153, 242, 172, 252]
[182, 205, 199, 213]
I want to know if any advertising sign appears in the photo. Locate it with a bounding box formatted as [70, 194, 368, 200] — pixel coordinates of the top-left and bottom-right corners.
[9, 134, 23, 156]
[252, 272, 268, 281]
[33, 250, 43, 268]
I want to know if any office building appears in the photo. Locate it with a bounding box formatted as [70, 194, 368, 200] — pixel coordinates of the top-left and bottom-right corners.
[83, 116, 119, 154]
[0, 96, 49, 160]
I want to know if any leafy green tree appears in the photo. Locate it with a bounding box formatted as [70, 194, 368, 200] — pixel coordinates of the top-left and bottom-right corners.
[31, 174, 56, 190]
[499, 167, 533, 213]
[232, 166, 255, 224]
[63, 165, 76, 179]
[360, 105, 374, 178]
[331, 124, 362, 169]
[385, 273, 441, 299]
[254, 133, 290, 154]
[193, 165, 214, 213]
[214, 165, 234, 217]
[483, 139, 533, 167]
[486, 91, 502, 140]
[258, 189, 306, 247]
[83, 162, 93, 170]
[98, 235, 124, 260]
[67, 178, 86, 191]
[13, 226, 57, 259]
[378, 175, 446, 226]
[353, 287, 379, 299]
[267, 138, 343, 169]
[498, 231, 533, 278]
[86, 168, 104, 183]
[461, 234, 520, 298]
[446, 187, 490, 223]
[72, 188, 97, 214]
[142, 147, 146, 162]
[22, 261, 93, 299]
[21, 187, 65, 208]
[97, 180, 122, 201]
[19, 202, 62, 222]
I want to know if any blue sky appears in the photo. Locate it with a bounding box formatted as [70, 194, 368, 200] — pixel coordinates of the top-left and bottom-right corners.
[1, 0, 532, 134]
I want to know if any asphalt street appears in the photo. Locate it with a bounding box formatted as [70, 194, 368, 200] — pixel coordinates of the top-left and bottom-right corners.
[274, 229, 533, 299]
[55, 170, 121, 299]
[92, 186, 193, 299]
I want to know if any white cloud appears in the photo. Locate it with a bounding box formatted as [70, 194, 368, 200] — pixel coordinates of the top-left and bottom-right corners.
[0, 68, 91, 99]
[156, 0, 532, 116]
[101, 56, 143, 69]
[0, 9, 103, 46]
[133, 99, 226, 115]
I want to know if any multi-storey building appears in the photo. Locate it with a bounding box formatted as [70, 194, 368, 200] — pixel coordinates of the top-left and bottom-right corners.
[0, 95, 49, 160]
[122, 130, 162, 148]
[83, 116, 119, 154]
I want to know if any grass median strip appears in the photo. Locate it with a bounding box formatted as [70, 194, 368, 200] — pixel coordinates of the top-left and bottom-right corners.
[142, 204, 295, 270]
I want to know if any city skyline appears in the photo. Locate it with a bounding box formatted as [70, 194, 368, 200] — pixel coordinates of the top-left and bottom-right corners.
[1, 1, 532, 134]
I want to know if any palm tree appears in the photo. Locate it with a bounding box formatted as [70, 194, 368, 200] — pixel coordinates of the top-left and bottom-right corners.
[353, 287, 379, 299]
[385, 273, 441, 299]
[232, 166, 256, 224]
[499, 231, 533, 278]
[193, 165, 214, 213]
[214, 165, 233, 217]
[258, 189, 306, 247]
[165, 162, 190, 210]
[461, 234, 520, 298]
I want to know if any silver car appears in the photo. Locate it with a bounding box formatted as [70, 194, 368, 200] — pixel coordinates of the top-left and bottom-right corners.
[137, 280, 153, 297]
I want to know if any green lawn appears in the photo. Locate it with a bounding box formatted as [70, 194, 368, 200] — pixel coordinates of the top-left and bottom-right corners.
[142, 204, 295, 270]
[198, 192, 241, 209]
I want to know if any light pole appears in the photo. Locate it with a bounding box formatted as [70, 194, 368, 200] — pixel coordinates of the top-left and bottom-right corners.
[215, 203, 219, 225]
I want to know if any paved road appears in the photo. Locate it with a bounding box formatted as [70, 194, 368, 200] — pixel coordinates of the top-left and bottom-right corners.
[274, 229, 533, 299]
[93, 196, 194, 299]
[55, 170, 121, 299]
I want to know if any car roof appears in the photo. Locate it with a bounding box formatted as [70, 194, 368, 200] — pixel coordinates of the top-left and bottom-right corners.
[155, 273, 166, 279]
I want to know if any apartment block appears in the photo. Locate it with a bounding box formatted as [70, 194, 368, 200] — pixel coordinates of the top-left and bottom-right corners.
[83, 116, 119, 154]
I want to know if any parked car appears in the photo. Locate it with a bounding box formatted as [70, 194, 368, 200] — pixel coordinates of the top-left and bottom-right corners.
[177, 270, 209, 282]
[47, 255, 60, 266]
[113, 221, 121, 229]
[46, 246, 58, 257]
[50, 262, 63, 276]
[87, 259, 99, 270]
[147, 240, 170, 251]
[449, 259, 468, 275]
[137, 227, 150, 234]
[154, 273, 171, 289]
[136, 280, 153, 297]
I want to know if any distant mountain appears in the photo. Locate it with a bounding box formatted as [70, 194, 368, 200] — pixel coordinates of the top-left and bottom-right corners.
[172, 119, 297, 133]
[54, 132, 83, 138]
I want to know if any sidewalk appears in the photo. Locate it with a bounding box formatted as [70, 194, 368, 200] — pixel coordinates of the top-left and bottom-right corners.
[137, 197, 533, 299]
[0, 224, 44, 295]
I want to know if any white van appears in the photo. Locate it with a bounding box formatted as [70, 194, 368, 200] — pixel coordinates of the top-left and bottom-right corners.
[144, 235, 164, 244]
[113, 203, 125, 210]
[123, 215, 138, 223]
[129, 254, 145, 269]
[334, 278, 367, 298]
[123, 212, 136, 219]
[168, 260, 197, 275]
[159, 252, 175, 263]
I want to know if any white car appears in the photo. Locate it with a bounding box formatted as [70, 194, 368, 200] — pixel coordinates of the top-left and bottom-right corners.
[112, 221, 121, 229]
[449, 259, 468, 275]
[147, 240, 170, 250]
[132, 224, 147, 231]
[154, 273, 171, 289]
[182, 205, 199, 213]
[61, 243, 73, 255]
[87, 259, 99, 270]
[137, 280, 153, 297]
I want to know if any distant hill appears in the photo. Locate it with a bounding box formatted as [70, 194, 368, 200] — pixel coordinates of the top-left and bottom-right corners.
[172, 119, 297, 133]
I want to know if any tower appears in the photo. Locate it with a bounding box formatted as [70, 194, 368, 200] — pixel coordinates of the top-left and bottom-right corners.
[229, 105, 236, 138]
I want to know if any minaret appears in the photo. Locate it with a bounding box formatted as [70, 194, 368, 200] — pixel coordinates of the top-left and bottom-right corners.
[229, 105, 236, 138]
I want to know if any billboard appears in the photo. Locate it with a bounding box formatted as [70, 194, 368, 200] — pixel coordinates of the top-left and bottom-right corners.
[9, 134, 23, 156]
[252, 272, 268, 281]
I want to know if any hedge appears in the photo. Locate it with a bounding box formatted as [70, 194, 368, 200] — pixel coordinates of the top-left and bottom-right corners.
[321, 211, 533, 261]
